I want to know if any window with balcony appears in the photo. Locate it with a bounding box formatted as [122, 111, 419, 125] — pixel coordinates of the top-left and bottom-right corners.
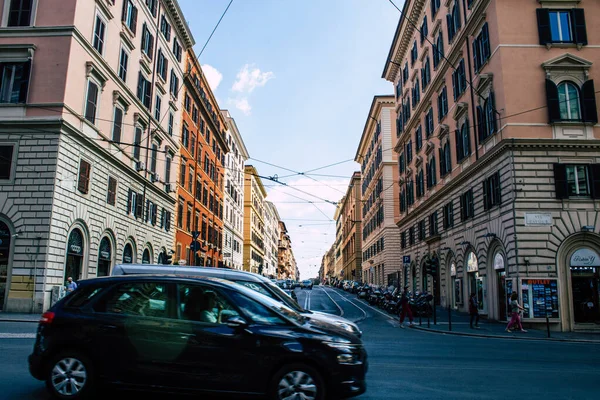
[537, 9, 587, 46]
[122, 0, 138, 34]
[0, 60, 31, 103]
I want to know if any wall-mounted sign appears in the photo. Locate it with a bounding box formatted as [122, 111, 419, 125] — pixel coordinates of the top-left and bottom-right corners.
[524, 213, 553, 226]
[70, 245, 81, 254]
[570, 248, 600, 267]
[403, 255, 411, 264]
[521, 278, 559, 319]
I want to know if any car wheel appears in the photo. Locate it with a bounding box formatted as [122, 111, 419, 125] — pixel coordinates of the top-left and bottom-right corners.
[270, 364, 325, 400]
[45, 352, 94, 399]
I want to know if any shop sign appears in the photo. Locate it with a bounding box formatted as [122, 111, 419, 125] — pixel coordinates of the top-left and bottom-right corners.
[570, 248, 600, 267]
[123, 255, 132, 263]
[70, 245, 81, 254]
[524, 213, 553, 226]
[100, 251, 110, 260]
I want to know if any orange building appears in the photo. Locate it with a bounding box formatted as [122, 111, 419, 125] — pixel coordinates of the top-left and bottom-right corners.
[174, 49, 228, 267]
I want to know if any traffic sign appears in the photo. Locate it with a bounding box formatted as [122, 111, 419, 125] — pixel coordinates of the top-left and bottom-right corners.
[190, 240, 202, 252]
[403, 255, 411, 264]
[191, 231, 200, 240]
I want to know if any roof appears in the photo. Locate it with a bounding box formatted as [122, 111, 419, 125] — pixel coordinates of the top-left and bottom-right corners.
[245, 165, 268, 197]
[221, 110, 250, 159]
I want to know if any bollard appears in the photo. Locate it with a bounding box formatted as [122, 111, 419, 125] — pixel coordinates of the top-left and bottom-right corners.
[448, 306, 452, 332]
[546, 315, 551, 338]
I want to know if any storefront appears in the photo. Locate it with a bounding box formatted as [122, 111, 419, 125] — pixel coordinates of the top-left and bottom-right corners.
[0, 220, 11, 311]
[492, 251, 509, 321]
[465, 251, 486, 314]
[97, 237, 112, 277]
[450, 261, 458, 309]
[569, 248, 600, 324]
[64, 228, 85, 284]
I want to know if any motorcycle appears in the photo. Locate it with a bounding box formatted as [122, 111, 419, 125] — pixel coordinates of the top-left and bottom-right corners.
[367, 286, 383, 306]
[409, 291, 434, 317]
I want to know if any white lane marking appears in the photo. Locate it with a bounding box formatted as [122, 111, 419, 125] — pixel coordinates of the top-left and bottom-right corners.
[317, 287, 344, 317]
[335, 289, 396, 321]
[327, 289, 368, 320]
[0, 333, 36, 339]
[307, 290, 311, 310]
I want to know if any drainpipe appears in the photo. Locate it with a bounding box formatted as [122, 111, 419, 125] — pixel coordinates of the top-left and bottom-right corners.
[462, 0, 479, 161]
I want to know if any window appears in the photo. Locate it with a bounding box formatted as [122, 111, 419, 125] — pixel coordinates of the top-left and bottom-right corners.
[157, 50, 168, 81]
[546, 79, 597, 124]
[95, 282, 169, 318]
[136, 72, 151, 109]
[180, 163, 186, 187]
[412, 80, 421, 108]
[165, 154, 172, 183]
[399, 152, 405, 173]
[160, 15, 171, 41]
[455, 120, 471, 161]
[107, 176, 117, 205]
[154, 95, 161, 120]
[190, 134, 196, 158]
[422, 57, 431, 89]
[0, 61, 31, 103]
[84, 80, 99, 124]
[182, 125, 189, 148]
[554, 164, 600, 199]
[418, 220, 425, 241]
[406, 140, 413, 163]
[177, 199, 184, 228]
[0, 145, 14, 180]
[150, 143, 158, 173]
[431, 0, 441, 18]
[229, 291, 290, 326]
[426, 155, 436, 189]
[411, 41, 418, 66]
[433, 33, 444, 69]
[416, 169, 424, 198]
[443, 201, 454, 229]
[473, 23, 491, 73]
[477, 91, 497, 142]
[141, 23, 154, 59]
[420, 18, 428, 44]
[145, 0, 158, 17]
[133, 126, 142, 160]
[188, 165, 193, 193]
[460, 189, 474, 221]
[168, 113, 174, 136]
[400, 185, 406, 212]
[169, 70, 179, 98]
[122, 0, 138, 34]
[77, 159, 91, 194]
[483, 172, 501, 210]
[415, 125, 423, 151]
[112, 107, 123, 142]
[452, 59, 467, 100]
[401, 231, 406, 249]
[429, 212, 438, 236]
[7, 0, 32, 27]
[447, 1, 461, 43]
[186, 204, 191, 231]
[173, 38, 182, 62]
[425, 108, 434, 138]
[192, 106, 198, 125]
[537, 9, 587, 45]
[118, 48, 129, 82]
[92, 15, 106, 55]
[409, 226, 415, 245]
[437, 86, 448, 121]
[439, 141, 452, 177]
[179, 284, 241, 324]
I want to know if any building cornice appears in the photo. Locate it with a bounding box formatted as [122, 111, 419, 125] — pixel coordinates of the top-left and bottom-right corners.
[221, 109, 250, 159]
[164, 0, 196, 49]
[355, 95, 395, 162]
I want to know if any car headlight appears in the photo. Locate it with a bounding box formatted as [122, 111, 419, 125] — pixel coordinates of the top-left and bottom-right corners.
[323, 342, 363, 365]
[334, 321, 360, 335]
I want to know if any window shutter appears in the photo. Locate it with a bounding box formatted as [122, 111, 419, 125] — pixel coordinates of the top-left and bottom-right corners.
[472, 39, 479, 72]
[553, 164, 567, 199]
[127, 189, 133, 213]
[489, 92, 498, 132]
[482, 23, 491, 59]
[572, 8, 588, 46]
[455, 128, 462, 160]
[452, 71, 457, 100]
[77, 160, 90, 194]
[476, 105, 485, 142]
[18, 61, 31, 103]
[131, 6, 138, 35]
[581, 80, 598, 124]
[145, 199, 150, 222]
[113, 108, 123, 142]
[536, 9, 551, 45]
[152, 204, 157, 225]
[136, 193, 144, 217]
[590, 164, 600, 199]
[137, 72, 143, 100]
[545, 79, 560, 123]
[148, 33, 154, 59]
[464, 120, 471, 155]
[460, 194, 466, 221]
[121, 0, 127, 21]
[438, 148, 444, 176]
[482, 180, 488, 211]
[494, 173, 501, 205]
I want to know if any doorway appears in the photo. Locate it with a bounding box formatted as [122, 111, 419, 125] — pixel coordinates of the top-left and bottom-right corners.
[123, 243, 134, 264]
[65, 229, 84, 284]
[97, 237, 112, 277]
[569, 247, 600, 324]
[0, 220, 12, 311]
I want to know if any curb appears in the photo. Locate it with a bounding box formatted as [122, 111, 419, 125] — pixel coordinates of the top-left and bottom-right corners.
[0, 318, 40, 323]
[410, 325, 600, 344]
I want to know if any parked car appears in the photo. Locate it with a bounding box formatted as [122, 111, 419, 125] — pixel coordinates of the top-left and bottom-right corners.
[111, 264, 361, 337]
[301, 279, 314, 290]
[29, 275, 367, 399]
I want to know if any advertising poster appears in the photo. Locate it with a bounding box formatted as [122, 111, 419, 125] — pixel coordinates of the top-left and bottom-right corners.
[521, 279, 559, 319]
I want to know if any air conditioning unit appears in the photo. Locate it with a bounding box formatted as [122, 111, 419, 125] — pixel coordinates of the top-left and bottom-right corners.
[165, 183, 172, 193]
[151, 173, 160, 183]
[136, 161, 146, 172]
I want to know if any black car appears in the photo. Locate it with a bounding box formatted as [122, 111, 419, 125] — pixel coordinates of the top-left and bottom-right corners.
[29, 275, 367, 400]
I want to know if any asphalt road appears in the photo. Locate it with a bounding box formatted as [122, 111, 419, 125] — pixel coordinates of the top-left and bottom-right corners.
[1, 286, 599, 399]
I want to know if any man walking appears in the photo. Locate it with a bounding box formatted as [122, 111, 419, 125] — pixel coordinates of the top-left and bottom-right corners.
[399, 285, 414, 328]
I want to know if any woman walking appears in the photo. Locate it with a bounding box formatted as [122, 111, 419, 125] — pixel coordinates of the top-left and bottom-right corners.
[506, 291, 527, 332]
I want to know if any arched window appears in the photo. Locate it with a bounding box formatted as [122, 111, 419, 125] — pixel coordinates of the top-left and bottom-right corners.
[97, 236, 112, 277]
[142, 248, 151, 264]
[557, 82, 581, 120]
[65, 228, 85, 283]
[123, 242, 134, 264]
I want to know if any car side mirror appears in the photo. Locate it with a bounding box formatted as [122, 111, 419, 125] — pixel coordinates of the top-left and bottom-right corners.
[226, 316, 248, 329]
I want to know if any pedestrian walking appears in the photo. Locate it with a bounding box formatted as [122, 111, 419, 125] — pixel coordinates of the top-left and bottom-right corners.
[505, 291, 527, 333]
[66, 277, 77, 293]
[399, 285, 415, 328]
[469, 292, 480, 329]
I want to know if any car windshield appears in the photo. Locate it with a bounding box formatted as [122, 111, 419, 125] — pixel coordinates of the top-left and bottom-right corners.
[265, 280, 305, 313]
[228, 281, 305, 324]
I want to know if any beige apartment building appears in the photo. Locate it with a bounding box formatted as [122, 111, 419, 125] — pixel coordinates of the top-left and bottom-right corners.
[355, 96, 402, 285]
[243, 165, 267, 274]
[383, 0, 599, 331]
[337, 172, 363, 281]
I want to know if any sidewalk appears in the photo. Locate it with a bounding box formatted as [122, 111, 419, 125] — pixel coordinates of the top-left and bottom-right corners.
[409, 306, 600, 343]
[0, 313, 41, 323]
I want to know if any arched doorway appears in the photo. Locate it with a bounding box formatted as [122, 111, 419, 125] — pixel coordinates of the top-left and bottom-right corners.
[491, 250, 508, 321]
[0, 220, 12, 311]
[569, 248, 600, 324]
[465, 251, 485, 313]
[65, 228, 85, 284]
[122, 242, 134, 264]
[142, 247, 152, 264]
[446, 254, 458, 310]
[97, 236, 112, 277]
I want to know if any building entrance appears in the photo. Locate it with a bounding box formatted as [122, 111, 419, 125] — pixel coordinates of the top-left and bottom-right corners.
[570, 248, 600, 324]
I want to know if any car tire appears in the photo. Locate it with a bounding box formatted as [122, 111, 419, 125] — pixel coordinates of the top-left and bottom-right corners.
[270, 363, 325, 400]
[45, 351, 94, 400]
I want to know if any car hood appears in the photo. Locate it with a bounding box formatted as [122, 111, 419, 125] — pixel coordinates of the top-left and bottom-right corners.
[304, 311, 362, 336]
[300, 317, 362, 344]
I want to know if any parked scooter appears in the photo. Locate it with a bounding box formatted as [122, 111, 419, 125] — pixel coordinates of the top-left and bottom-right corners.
[368, 286, 383, 306]
[410, 291, 434, 317]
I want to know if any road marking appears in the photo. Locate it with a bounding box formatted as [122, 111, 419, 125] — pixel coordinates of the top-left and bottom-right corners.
[0, 333, 36, 339]
[317, 287, 344, 317]
[327, 289, 368, 320]
[335, 289, 396, 321]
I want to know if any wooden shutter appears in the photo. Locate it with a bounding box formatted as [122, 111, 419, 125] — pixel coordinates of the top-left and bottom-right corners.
[77, 160, 90, 194]
[545, 79, 560, 123]
[452, 70, 458, 100]
[151, 203, 157, 225]
[446, 14, 453, 42]
[137, 72, 143, 100]
[18, 61, 31, 103]
[482, 180, 488, 211]
[455, 129, 462, 160]
[121, 0, 127, 21]
[131, 6, 138, 35]
[84, 82, 98, 123]
[107, 177, 117, 205]
[112, 108, 123, 142]
[572, 8, 588, 46]
[148, 32, 154, 59]
[581, 80, 598, 124]
[553, 164, 567, 199]
[476, 105, 485, 142]
[590, 164, 600, 199]
[135, 193, 144, 218]
[494, 173, 501, 205]
[127, 189, 133, 213]
[460, 194, 466, 221]
[489, 92, 498, 132]
[464, 120, 471, 155]
[472, 38, 479, 72]
[536, 9, 551, 45]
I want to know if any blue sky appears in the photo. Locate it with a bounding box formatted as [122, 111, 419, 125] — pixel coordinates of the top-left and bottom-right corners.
[178, 0, 400, 278]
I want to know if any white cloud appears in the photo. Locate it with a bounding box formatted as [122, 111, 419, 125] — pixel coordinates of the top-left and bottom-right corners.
[229, 97, 252, 116]
[201, 64, 223, 91]
[232, 64, 274, 93]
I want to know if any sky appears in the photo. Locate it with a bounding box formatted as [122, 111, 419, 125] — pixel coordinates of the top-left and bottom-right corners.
[178, 0, 401, 279]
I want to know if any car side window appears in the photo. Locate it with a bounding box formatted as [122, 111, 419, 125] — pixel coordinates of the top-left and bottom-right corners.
[94, 282, 169, 318]
[228, 291, 288, 326]
[178, 284, 240, 324]
[233, 281, 275, 299]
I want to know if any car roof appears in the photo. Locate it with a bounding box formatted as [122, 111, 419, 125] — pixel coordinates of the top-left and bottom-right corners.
[78, 274, 237, 289]
[111, 264, 271, 284]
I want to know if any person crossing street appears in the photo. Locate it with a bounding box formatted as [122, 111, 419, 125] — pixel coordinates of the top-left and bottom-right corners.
[399, 285, 415, 328]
